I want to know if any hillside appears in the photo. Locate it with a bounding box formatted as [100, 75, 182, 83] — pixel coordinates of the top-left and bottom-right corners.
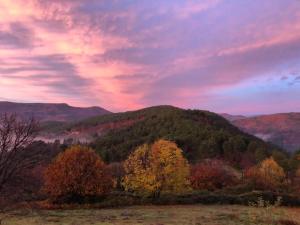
[232, 113, 300, 153]
[0, 101, 111, 122]
[53, 105, 281, 165]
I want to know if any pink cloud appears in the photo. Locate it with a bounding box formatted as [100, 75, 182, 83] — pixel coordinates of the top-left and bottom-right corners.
[0, 0, 299, 113]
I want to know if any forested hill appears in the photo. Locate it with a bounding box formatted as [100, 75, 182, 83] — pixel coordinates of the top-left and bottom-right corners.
[64, 105, 283, 165]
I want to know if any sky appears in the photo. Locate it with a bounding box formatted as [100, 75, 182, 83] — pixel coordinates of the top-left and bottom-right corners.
[0, 0, 300, 115]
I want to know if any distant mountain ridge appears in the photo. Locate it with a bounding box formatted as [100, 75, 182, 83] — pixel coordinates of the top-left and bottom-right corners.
[0, 101, 111, 122]
[0, 101, 298, 153]
[230, 113, 300, 153]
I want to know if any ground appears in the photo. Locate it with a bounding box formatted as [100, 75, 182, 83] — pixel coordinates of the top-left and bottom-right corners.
[0, 205, 300, 225]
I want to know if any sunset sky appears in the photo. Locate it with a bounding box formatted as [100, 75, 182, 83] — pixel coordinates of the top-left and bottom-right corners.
[0, 0, 300, 114]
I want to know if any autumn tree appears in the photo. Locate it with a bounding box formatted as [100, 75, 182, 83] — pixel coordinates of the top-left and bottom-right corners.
[259, 157, 285, 186]
[190, 159, 238, 191]
[245, 157, 285, 190]
[123, 139, 190, 197]
[245, 166, 264, 189]
[44, 145, 113, 202]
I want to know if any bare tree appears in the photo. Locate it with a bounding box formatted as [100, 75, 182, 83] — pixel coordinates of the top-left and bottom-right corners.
[0, 113, 41, 192]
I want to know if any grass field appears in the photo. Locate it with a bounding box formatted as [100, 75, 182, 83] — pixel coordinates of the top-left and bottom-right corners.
[0, 205, 300, 225]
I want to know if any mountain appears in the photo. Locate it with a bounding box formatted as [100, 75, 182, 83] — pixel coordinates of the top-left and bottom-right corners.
[46, 105, 281, 165]
[232, 113, 300, 153]
[4, 101, 294, 155]
[0, 101, 111, 122]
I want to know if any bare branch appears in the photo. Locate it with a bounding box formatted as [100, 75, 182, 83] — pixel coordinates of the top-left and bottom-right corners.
[0, 113, 41, 192]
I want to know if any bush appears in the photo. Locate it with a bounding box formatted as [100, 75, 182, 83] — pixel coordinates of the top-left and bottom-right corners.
[44, 145, 113, 203]
[190, 159, 239, 191]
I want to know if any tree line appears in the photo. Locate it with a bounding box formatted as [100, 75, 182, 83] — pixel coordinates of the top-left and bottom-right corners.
[43, 140, 300, 203]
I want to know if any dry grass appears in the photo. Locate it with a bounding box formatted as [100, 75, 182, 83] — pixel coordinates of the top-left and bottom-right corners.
[0, 204, 299, 225]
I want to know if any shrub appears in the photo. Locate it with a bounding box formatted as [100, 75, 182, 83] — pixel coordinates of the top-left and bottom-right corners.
[190, 159, 239, 191]
[44, 145, 113, 203]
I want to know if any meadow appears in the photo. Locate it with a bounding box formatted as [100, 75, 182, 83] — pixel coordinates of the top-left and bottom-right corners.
[1, 204, 300, 225]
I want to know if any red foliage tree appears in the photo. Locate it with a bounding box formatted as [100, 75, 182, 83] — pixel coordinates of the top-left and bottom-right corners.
[44, 145, 113, 202]
[190, 159, 238, 191]
[244, 166, 265, 189]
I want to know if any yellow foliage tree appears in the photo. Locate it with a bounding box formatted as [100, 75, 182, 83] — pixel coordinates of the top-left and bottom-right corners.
[123, 140, 190, 197]
[122, 144, 157, 195]
[259, 157, 285, 187]
[246, 157, 285, 190]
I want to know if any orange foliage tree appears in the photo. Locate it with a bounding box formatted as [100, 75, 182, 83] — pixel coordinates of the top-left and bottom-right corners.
[44, 145, 113, 202]
[123, 139, 190, 197]
[245, 157, 285, 190]
[190, 159, 238, 191]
